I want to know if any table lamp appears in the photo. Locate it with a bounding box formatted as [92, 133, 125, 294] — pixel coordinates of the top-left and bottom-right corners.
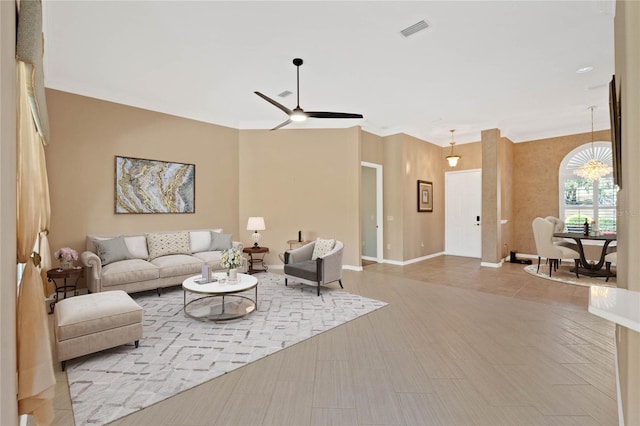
[247, 217, 266, 248]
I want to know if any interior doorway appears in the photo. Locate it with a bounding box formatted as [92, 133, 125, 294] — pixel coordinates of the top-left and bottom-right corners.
[361, 162, 383, 263]
[445, 169, 482, 258]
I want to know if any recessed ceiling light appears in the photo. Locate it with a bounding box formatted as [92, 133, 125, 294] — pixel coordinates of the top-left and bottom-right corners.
[576, 66, 594, 74]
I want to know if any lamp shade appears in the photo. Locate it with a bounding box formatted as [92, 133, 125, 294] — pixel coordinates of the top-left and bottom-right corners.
[246, 217, 266, 231]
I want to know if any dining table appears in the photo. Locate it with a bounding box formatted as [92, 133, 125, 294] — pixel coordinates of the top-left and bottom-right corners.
[554, 232, 617, 278]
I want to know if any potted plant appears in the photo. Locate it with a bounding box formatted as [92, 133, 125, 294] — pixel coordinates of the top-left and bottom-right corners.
[54, 247, 78, 270]
[220, 248, 242, 281]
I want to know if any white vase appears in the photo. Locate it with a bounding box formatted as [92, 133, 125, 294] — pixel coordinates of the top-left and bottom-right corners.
[228, 268, 238, 281]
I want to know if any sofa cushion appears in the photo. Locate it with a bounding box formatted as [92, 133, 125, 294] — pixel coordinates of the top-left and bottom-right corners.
[210, 232, 232, 251]
[189, 231, 212, 253]
[146, 231, 191, 260]
[150, 254, 202, 278]
[312, 238, 336, 260]
[101, 259, 160, 288]
[93, 236, 130, 265]
[284, 259, 318, 282]
[124, 235, 149, 260]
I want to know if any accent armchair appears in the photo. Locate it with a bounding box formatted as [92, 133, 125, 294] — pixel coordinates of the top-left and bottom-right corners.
[532, 217, 581, 278]
[284, 240, 344, 296]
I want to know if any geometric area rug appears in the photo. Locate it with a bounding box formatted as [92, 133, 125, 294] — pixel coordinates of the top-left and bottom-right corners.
[65, 272, 387, 425]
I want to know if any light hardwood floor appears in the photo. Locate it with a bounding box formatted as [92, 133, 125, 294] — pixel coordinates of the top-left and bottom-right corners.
[49, 256, 618, 425]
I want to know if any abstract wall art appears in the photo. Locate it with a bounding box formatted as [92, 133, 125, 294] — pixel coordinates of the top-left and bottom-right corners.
[115, 156, 195, 214]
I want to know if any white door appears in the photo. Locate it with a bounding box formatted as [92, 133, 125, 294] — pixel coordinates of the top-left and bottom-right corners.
[445, 169, 482, 258]
[361, 162, 383, 262]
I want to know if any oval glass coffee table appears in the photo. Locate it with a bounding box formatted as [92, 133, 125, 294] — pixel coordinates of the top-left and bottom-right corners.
[182, 272, 258, 322]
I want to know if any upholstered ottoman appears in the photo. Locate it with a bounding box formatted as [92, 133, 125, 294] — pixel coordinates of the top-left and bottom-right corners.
[54, 290, 143, 370]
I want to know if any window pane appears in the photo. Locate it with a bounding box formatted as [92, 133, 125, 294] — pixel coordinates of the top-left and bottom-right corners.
[598, 177, 616, 207]
[564, 178, 594, 206]
[597, 208, 616, 232]
[564, 208, 593, 232]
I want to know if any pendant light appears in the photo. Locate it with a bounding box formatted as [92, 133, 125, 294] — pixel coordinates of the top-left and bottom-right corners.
[446, 129, 461, 167]
[574, 106, 612, 181]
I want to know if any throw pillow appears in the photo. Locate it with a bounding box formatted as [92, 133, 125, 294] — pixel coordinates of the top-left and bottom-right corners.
[146, 231, 191, 260]
[123, 235, 149, 260]
[210, 231, 232, 251]
[189, 230, 212, 253]
[93, 236, 130, 265]
[312, 238, 336, 260]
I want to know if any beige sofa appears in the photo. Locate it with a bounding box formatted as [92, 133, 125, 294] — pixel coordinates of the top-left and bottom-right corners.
[80, 229, 245, 294]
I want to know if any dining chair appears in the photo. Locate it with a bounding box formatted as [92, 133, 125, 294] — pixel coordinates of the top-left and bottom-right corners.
[532, 217, 581, 278]
[605, 251, 617, 282]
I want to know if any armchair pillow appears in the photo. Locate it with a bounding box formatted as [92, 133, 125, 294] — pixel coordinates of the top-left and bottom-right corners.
[146, 231, 191, 260]
[312, 238, 336, 260]
[93, 236, 130, 266]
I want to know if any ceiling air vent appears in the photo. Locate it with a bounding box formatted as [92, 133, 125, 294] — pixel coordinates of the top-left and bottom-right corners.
[278, 90, 293, 98]
[400, 20, 429, 37]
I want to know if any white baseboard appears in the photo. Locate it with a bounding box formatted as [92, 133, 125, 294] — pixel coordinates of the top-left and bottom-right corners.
[481, 260, 504, 268]
[380, 252, 445, 266]
[266, 264, 363, 272]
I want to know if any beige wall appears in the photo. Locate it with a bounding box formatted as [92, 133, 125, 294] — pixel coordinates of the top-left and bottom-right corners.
[511, 130, 610, 255]
[361, 130, 384, 164]
[398, 133, 445, 260]
[382, 135, 404, 261]
[46, 90, 240, 265]
[0, 1, 17, 423]
[238, 127, 361, 268]
[614, 1, 640, 424]
[442, 141, 482, 171]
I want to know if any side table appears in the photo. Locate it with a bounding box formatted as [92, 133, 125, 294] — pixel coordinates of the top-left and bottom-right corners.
[243, 247, 269, 274]
[47, 267, 83, 314]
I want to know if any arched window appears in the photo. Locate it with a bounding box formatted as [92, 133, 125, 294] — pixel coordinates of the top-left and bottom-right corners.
[559, 141, 616, 233]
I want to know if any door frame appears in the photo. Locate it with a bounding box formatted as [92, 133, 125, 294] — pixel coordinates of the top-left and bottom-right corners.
[361, 161, 383, 262]
[445, 168, 482, 257]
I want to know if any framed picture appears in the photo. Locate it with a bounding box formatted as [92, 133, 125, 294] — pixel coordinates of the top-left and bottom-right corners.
[609, 75, 622, 188]
[115, 156, 195, 214]
[417, 180, 433, 212]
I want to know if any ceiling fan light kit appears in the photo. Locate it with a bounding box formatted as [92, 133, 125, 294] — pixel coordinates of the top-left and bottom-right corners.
[255, 58, 363, 130]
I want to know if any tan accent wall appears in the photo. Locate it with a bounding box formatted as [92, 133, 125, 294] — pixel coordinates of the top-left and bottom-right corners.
[0, 2, 17, 423]
[481, 129, 501, 264]
[500, 137, 515, 259]
[614, 1, 640, 424]
[511, 130, 610, 255]
[238, 127, 361, 268]
[46, 90, 240, 267]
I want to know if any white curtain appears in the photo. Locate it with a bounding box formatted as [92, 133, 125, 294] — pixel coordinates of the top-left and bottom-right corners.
[16, 59, 55, 426]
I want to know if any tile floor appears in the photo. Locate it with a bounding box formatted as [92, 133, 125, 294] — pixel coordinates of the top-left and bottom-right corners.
[48, 256, 618, 425]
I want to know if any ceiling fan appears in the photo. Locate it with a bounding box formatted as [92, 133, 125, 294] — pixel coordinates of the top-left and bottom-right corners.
[255, 58, 364, 130]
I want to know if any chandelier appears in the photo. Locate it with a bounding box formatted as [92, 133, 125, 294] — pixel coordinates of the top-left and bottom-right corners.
[446, 129, 461, 167]
[574, 106, 612, 181]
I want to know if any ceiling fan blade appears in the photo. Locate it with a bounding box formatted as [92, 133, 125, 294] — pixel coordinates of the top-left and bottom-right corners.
[306, 111, 364, 119]
[271, 119, 292, 131]
[254, 91, 293, 115]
